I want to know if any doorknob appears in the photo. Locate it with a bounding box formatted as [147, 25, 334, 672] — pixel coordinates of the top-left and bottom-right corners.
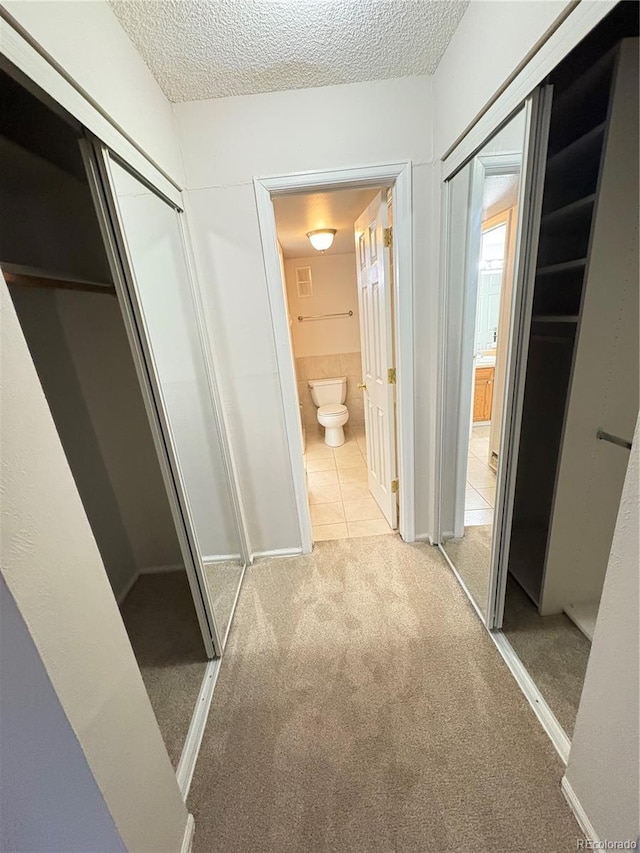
[357, 382, 367, 390]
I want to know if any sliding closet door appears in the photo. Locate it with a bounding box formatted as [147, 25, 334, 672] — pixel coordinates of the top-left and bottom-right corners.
[84, 145, 246, 655]
[439, 89, 553, 625]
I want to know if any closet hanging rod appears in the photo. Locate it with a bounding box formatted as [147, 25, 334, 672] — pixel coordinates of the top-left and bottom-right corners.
[297, 310, 353, 322]
[596, 428, 632, 450]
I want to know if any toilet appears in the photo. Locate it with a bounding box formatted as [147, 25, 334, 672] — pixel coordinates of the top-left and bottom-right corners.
[308, 377, 349, 447]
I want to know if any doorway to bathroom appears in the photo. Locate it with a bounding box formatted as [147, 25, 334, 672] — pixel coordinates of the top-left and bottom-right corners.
[254, 163, 415, 551]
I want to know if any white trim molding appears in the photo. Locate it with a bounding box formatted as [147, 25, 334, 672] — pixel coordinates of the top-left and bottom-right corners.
[252, 547, 304, 560]
[561, 776, 599, 846]
[180, 814, 196, 853]
[439, 544, 571, 765]
[254, 161, 416, 548]
[175, 659, 221, 798]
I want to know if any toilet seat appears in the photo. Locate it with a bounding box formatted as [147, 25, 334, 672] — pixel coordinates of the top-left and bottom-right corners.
[318, 403, 347, 417]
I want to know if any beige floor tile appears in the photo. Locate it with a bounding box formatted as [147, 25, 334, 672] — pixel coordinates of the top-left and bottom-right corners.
[465, 487, 490, 511]
[477, 486, 496, 508]
[466, 457, 492, 474]
[335, 453, 366, 470]
[347, 519, 393, 538]
[304, 445, 333, 459]
[313, 523, 349, 541]
[308, 484, 342, 505]
[333, 441, 361, 456]
[338, 467, 368, 484]
[306, 456, 337, 473]
[464, 508, 494, 527]
[307, 470, 339, 488]
[467, 469, 497, 490]
[472, 425, 490, 439]
[310, 502, 345, 525]
[343, 498, 383, 522]
[339, 482, 371, 502]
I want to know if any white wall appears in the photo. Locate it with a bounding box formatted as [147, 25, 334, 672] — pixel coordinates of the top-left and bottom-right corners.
[433, 0, 573, 158]
[565, 415, 639, 845]
[0, 276, 189, 852]
[0, 577, 127, 853]
[284, 254, 361, 358]
[1, 0, 183, 184]
[176, 75, 434, 549]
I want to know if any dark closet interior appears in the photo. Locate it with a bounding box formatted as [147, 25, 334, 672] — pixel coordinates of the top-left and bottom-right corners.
[0, 65, 207, 768]
[503, 1, 639, 738]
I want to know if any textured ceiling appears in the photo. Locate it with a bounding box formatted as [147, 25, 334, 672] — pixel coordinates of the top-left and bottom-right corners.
[482, 173, 520, 218]
[108, 0, 469, 102]
[274, 187, 381, 259]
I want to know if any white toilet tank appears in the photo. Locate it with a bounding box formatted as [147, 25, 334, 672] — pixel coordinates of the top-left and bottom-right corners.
[308, 376, 347, 407]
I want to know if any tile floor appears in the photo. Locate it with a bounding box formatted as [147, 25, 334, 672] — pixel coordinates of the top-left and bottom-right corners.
[465, 424, 497, 527]
[304, 423, 394, 541]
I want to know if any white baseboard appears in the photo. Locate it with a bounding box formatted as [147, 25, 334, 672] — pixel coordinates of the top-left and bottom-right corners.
[252, 547, 303, 559]
[438, 544, 571, 765]
[414, 533, 435, 544]
[202, 554, 242, 566]
[175, 659, 220, 798]
[180, 813, 195, 853]
[561, 776, 598, 845]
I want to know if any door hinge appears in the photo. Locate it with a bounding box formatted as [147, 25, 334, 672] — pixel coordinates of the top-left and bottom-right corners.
[383, 226, 393, 248]
[391, 479, 399, 494]
[387, 367, 396, 384]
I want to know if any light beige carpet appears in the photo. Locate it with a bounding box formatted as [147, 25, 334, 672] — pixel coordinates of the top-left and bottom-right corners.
[205, 560, 244, 644]
[443, 524, 493, 616]
[120, 571, 207, 767]
[502, 579, 591, 737]
[188, 536, 581, 852]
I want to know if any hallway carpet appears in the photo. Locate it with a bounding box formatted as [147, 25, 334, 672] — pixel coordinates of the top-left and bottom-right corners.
[188, 536, 581, 852]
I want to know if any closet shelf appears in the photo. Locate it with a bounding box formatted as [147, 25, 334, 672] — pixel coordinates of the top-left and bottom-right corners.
[536, 259, 587, 277]
[546, 122, 606, 170]
[551, 47, 616, 114]
[541, 194, 596, 224]
[532, 315, 579, 324]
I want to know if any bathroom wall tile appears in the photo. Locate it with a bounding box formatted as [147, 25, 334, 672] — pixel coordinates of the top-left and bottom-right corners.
[347, 397, 364, 421]
[309, 354, 342, 379]
[339, 352, 362, 377]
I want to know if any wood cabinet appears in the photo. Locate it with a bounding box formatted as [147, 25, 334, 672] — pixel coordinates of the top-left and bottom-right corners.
[473, 366, 494, 422]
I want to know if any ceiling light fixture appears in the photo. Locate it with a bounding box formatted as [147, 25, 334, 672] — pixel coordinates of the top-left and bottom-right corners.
[306, 228, 336, 253]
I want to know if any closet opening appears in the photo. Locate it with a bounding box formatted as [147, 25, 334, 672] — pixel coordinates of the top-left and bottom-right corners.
[439, 0, 638, 751]
[0, 65, 208, 771]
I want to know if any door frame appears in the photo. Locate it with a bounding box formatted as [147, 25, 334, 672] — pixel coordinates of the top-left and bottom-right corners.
[451, 152, 523, 539]
[254, 162, 415, 551]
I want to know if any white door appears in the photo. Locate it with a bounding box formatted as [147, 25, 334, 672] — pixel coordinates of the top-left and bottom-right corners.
[354, 192, 398, 528]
